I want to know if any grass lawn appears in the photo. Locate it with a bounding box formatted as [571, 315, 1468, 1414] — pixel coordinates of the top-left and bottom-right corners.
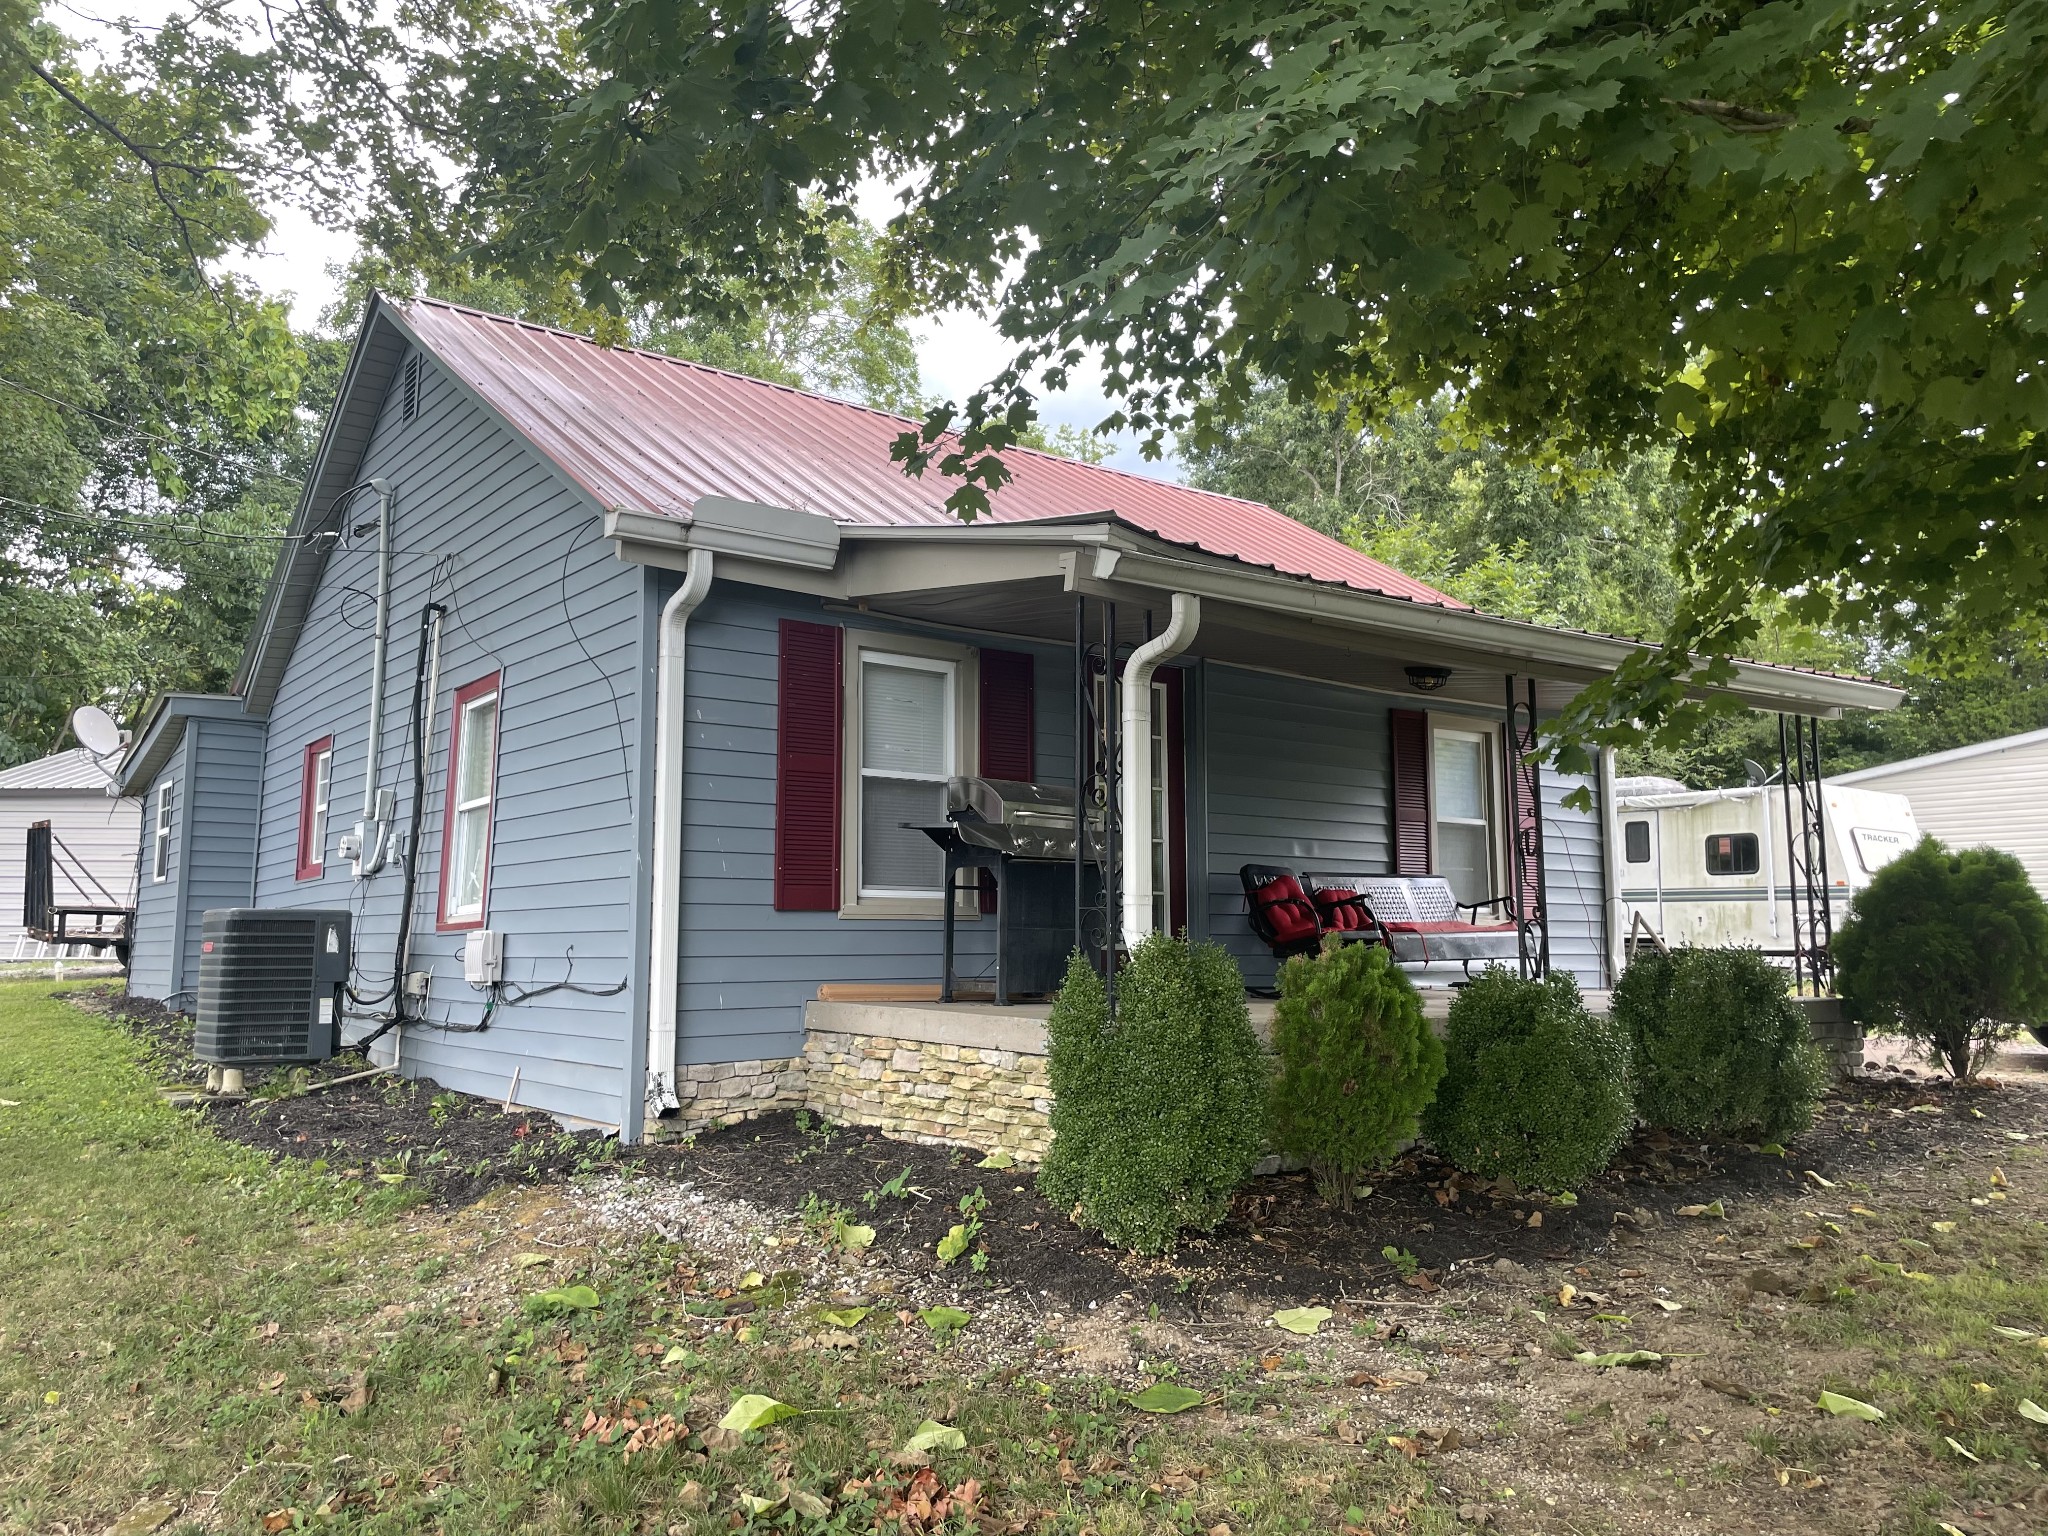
[0, 981, 1449, 1535]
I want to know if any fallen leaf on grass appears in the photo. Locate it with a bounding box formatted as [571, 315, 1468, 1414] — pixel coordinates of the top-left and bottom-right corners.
[817, 1307, 871, 1328]
[514, 1252, 550, 1269]
[1699, 1377, 1754, 1403]
[1991, 1167, 2010, 1189]
[523, 1284, 600, 1314]
[1676, 1200, 1726, 1219]
[1944, 1436, 1980, 1462]
[1991, 1326, 2036, 1341]
[1817, 1390, 1884, 1421]
[899, 1419, 968, 1453]
[338, 1371, 371, 1415]
[262, 1512, 296, 1533]
[834, 1220, 876, 1252]
[1932, 1221, 1958, 1234]
[789, 1489, 831, 1519]
[1849, 1205, 1879, 1217]
[935, 1224, 973, 1266]
[738, 1491, 785, 1516]
[918, 1306, 970, 1333]
[1574, 1350, 1663, 1369]
[1650, 1299, 1684, 1313]
[719, 1393, 802, 1432]
[2018, 1398, 2048, 1425]
[1127, 1383, 1204, 1414]
[975, 1149, 1016, 1169]
[1386, 1435, 1424, 1459]
[1271, 1306, 1332, 1336]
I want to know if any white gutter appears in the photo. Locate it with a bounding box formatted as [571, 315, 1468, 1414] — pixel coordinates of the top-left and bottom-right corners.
[1119, 593, 1200, 949]
[645, 548, 715, 1119]
[355, 478, 395, 876]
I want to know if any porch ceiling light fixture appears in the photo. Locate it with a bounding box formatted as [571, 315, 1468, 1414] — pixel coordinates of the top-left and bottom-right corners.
[1405, 664, 1453, 692]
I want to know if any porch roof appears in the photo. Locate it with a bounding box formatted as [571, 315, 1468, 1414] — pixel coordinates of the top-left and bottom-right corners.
[611, 508, 1904, 719]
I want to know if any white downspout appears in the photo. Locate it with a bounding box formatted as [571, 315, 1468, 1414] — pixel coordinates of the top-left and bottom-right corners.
[645, 549, 715, 1119]
[1597, 746, 1625, 985]
[355, 478, 395, 876]
[1119, 593, 1200, 950]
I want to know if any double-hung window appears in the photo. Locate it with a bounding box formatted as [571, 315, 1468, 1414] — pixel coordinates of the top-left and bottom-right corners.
[1430, 725, 1499, 910]
[839, 633, 974, 915]
[858, 652, 956, 898]
[439, 673, 501, 928]
[152, 781, 174, 882]
[296, 736, 333, 879]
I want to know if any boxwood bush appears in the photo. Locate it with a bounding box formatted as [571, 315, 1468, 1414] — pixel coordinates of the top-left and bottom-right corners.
[1610, 945, 1828, 1144]
[1835, 837, 2048, 1079]
[1038, 936, 1266, 1254]
[1270, 939, 1443, 1208]
[1422, 968, 1632, 1190]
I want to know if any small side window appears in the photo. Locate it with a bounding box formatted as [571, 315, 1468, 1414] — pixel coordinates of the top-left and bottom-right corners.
[1623, 819, 1652, 864]
[152, 781, 174, 882]
[1704, 832, 1761, 876]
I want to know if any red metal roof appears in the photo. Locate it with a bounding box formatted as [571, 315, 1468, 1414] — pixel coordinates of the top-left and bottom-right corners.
[393, 298, 1463, 607]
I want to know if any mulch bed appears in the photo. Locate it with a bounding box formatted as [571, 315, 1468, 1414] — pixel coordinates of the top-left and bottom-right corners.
[71, 984, 2048, 1303]
[677, 1069, 2045, 1314]
[72, 985, 608, 1206]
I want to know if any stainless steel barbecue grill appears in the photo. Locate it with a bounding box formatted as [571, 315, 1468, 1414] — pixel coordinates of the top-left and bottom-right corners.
[916, 777, 1103, 1003]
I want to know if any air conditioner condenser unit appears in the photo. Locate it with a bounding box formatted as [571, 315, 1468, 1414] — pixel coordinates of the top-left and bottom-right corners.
[194, 908, 352, 1066]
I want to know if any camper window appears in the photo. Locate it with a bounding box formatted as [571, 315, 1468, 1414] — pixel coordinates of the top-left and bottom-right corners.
[1704, 833, 1760, 876]
[1623, 820, 1652, 864]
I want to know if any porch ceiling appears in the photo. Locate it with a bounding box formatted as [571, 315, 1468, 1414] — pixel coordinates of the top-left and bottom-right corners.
[835, 576, 1577, 711]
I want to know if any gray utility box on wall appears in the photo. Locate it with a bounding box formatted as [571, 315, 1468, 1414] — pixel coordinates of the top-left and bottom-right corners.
[194, 908, 352, 1066]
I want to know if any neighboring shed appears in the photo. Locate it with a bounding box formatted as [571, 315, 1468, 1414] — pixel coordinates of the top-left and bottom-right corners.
[0, 749, 138, 953]
[1834, 728, 2048, 895]
[112, 696, 266, 1002]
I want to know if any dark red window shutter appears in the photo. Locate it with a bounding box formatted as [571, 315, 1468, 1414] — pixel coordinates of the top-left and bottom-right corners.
[774, 619, 842, 911]
[1389, 708, 1431, 876]
[978, 649, 1035, 780]
[975, 649, 1035, 911]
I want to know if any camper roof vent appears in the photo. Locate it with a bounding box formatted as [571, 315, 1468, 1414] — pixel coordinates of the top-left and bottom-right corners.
[194, 908, 352, 1066]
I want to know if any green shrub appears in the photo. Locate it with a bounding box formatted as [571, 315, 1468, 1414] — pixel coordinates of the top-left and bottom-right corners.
[1038, 935, 1267, 1254]
[1422, 968, 1632, 1190]
[1834, 837, 2048, 1079]
[1269, 939, 1444, 1208]
[1610, 945, 1828, 1144]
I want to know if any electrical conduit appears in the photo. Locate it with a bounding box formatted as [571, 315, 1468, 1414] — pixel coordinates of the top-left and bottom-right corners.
[1119, 592, 1199, 951]
[356, 478, 395, 875]
[645, 549, 715, 1119]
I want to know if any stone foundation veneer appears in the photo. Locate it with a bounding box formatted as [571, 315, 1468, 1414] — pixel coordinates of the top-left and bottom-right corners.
[655, 987, 1862, 1158]
[803, 1027, 1053, 1161]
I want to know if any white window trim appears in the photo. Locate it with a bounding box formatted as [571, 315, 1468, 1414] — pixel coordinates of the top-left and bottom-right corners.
[304, 747, 333, 871]
[1426, 715, 1509, 918]
[839, 629, 979, 920]
[442, 685, 501, 924]
[152, 780, 174, 882]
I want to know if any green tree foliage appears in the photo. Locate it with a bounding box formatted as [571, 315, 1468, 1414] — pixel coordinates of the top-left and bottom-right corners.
[1269, 940, 1444, 1209]
[1039, 937, 1266, 1255]
[1423, 970, 1633, 1190]
[0, 13, 315, 765]
[1611, 947, 1829, 1144]
[338, 0, 2048, 766]
[1834, 839, 2048, 1080]
[333, 216, 925, 414]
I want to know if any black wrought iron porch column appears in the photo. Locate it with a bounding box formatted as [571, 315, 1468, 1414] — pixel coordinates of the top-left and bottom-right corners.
[1778, 713, 1834, 994]
[1503, 675, 1550, 980]
[1101, 600, 1120, 1016]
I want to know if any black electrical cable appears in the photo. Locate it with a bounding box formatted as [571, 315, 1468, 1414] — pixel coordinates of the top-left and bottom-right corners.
[386, 599, 447, 1030]
[496, 946, 628, 1004]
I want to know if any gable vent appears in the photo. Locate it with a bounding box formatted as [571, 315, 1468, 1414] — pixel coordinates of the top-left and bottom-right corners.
[400, 354, 423, 422]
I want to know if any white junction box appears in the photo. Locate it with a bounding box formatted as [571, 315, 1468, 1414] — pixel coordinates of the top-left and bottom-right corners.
[462, 929, 504, 986]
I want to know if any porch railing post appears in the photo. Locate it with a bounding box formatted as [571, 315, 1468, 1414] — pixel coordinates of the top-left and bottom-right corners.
[1101, 600, 1119, 1016]
[1073, 593, 1086, 966]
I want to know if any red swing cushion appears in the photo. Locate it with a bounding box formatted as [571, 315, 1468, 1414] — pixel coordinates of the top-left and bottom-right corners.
[1312, 887, 1371, 931]
[1252, 875, 1320, 944]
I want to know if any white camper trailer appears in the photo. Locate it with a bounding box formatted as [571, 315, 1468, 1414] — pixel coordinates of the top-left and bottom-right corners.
[1612, 776, 1921, 952]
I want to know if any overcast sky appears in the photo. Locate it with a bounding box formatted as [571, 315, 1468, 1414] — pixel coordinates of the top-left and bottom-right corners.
[59, 6, 1178, 479]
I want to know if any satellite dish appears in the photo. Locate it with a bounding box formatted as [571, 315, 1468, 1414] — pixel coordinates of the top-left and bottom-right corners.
[70, 705, 123, 757]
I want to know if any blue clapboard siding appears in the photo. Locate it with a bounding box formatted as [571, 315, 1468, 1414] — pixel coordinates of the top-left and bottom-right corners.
[125, 734, 186, 999]
[1200, 664, 1392, 990]
[251, 349, 646, 1129]
[673, 582, 1074, 1065]
[1543, 767, 1607, 990]
[178, 717, 265, 993]
[124, 718, 265, 1002]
